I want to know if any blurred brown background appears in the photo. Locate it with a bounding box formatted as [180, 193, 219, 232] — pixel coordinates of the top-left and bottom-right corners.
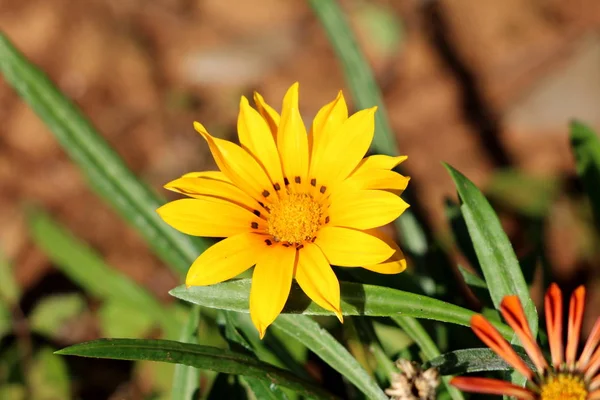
[2, 0, 600, 367]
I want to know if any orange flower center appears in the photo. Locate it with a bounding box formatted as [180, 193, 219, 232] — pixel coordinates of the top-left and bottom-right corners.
[540, 374, 587, 400]
[267, 193, 323, 245]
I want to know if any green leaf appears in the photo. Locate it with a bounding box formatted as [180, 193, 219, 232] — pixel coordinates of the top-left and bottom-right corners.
[273, 315, 388, 400]
[570, 121, 600, 228]
[30, 348, 71, 400]
[392, 316, 463, 400]
[0, 33, 208, 276]
[444, 164, 537, 335]
[423, 348, 534, 376]
[172, 307, 201, 400]
[56, 339, 337, 400]
[27, 207, 181, 339]
[29, 293, 86, 338]
[170, 280, 514, 339]
[308, 0, 396, 155]
[457, 266, 487, 289]
[0, 252, 20, 307]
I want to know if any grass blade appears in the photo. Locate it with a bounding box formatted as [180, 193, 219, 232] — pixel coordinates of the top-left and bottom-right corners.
[56, 339, 336, 400]
[172, 307, 201, 400]
[308, 0, 395, 154]
[0, 32, 208, 276]
[424, 348, 534, 376]
[27, 207, 181, 339]
[274, 315, 388, 400]
[570, 121, 600, 227]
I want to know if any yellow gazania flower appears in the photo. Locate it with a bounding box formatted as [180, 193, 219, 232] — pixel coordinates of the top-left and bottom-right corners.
[157, 82, 410, 337]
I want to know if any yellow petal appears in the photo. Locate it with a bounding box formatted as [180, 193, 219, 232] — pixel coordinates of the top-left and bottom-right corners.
[194, 122, 275, 202]
[253, 91, 280, 138]
[350, 155, 407, 174]
[310, 107, 377, 187]
[328, 189, 409, 230]
[238, 97, 285, 187]
[165, 176, 261, 212]
[250, 245, 296, 338]
[314, 226, 394, 267]
[361, 229, 407, 274]
[157, 198, 260, 237]
[343, 169, 410, 192]
[309, 91, 347, 176]
[277, 82, 309, 187]
[186, 232, 267, 286]
[296, 244, 342, 321]
[182, 171, 232, 182]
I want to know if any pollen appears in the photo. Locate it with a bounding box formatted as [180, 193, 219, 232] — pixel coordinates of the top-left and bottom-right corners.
[540, 374, 587, 400]
[267, 193, 323, 245]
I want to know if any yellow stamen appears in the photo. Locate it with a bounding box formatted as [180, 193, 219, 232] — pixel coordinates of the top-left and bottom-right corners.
[267, 193, 323, 245]
[540, 373, 587, 400]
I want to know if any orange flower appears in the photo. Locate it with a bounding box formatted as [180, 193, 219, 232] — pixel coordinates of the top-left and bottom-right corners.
[451, 284, 600, 400]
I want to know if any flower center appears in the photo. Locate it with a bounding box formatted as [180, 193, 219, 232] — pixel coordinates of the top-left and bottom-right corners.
[540, 374, 587, 400]
[267, 193, 323, 245]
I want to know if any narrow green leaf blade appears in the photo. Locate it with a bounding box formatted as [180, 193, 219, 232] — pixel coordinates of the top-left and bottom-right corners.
[424, 348, 535, 376]
[0, 32, 207, 276]
[170, 280, 514, 339]
[27, 207, 181, 338]
[0, 252, 20, 307]
[308, 0, 396, 155]
[457, 266, 487, 289]
[570, 121, 600, 227]
[273, 315, 387, 400]
[445, 164, 537, 334]
[172, 307, 201, 400]
[56, 339, 336, 400]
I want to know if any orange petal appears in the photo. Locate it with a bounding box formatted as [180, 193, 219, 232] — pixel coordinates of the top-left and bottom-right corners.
[250, 245, 296, 338]
[450, 377, 535, 400]
[566, 285, 586, 366]
[470, 314, 534, 380]
[545, 283, 564, 367]
[295, 243, 343, 321]
[193, 121, 274, 202]
[500, 296, 548, 373]
[186, 232, 267, 286]
[579, 316, 600, 369]
[589, 389, 600, 400]
[585, 347, 600, 381]
[590, 375, 600, 392]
